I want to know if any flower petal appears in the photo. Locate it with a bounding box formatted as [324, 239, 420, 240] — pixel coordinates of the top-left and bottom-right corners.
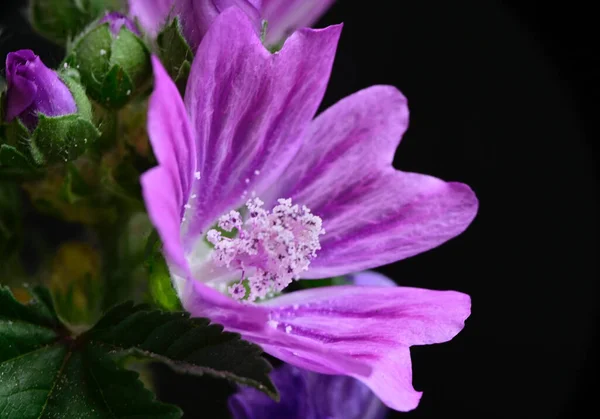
[229, 363, 387, 419]
[268, 86, 478, 277]
[182, 279, 470, 411]
[175, 0, 262, 51]
[347, 270, 396, 287]
[127, 0, 174, 36]
[182, 7, 341, 243]
[261, 0, 336, 46]
[141, 56, 196, 274]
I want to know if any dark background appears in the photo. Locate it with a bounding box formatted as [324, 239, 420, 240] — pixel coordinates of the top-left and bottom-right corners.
[1, 1, 597, 418]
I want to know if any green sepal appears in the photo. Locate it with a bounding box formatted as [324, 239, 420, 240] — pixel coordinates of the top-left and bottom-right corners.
[64, 24, 113, 101]
[65, 21, 151, 109]
[29, 114, 100, 165]
[2, 118, 31, 156]
[101, 64, 135, 108]
[111, 26, 152, 88]
[157, 17, 194, 95]
[28, 0, 106, 45]
[59, 70, 93, 121]
[145, 234, 182, 312]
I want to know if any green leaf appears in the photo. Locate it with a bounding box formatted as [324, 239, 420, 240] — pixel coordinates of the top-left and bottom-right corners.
[157, 18, 194, 95]
[87, 302, 278, 399]
[0, 286, 181, 418]
[1, 285, 278, 417]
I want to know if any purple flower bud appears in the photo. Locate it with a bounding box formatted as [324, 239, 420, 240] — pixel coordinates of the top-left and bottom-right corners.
[4, 50, 77, 131]
[228, 364, 387, 419]
[99, 11, 141, 36]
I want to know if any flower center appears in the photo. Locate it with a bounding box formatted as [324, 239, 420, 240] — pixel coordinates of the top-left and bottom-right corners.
[207, 197, 325, 302]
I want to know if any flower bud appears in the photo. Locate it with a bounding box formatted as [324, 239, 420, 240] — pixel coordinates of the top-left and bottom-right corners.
[65, 12, 151, 109]
[2, 50, 99, 166]
[4, 50, 77, 131]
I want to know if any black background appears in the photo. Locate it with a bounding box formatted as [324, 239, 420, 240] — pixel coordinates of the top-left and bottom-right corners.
[1, 1, 597, 418]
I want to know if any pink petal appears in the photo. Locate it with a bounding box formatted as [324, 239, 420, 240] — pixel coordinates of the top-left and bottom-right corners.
[261, 0, 336, 46]
[175, 0, 262, 51]
[182, 8, 341, 244]
[141, 57, 196, 274]
[268, 86, 478, 277]
[182, 278, 470, 411]
[127, 0, 175, 36]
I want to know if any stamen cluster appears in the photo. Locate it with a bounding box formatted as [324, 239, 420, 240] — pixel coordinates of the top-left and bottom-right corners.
[207, 198, 325, 301]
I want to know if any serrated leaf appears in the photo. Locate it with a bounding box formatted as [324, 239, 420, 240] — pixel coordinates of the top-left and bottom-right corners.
[0, 286, 182, 418]
[40, 344, 181, 418]
[87, 303, 278, 399]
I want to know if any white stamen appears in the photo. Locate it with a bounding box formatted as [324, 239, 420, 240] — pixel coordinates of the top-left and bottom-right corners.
[208, 197, 324, 302]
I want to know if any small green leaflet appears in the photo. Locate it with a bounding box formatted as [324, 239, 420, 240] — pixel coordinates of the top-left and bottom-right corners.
[0, 286, 278, 419]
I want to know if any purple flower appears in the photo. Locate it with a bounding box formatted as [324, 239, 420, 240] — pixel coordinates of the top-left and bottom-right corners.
[229, 364, 387, 419]
[4, 50, 77, 130]
[127, 0, 335, 48]
[99, 11, 141, 36]
[228, 272, 390, 419]
[141, 8, 478, 412]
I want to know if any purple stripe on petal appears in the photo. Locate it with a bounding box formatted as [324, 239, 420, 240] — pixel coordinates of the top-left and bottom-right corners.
[266, 86, 478, 278]
[181, 8, 341, 246]
[181, 274, 470, 412]
[175, 0, 262, 52]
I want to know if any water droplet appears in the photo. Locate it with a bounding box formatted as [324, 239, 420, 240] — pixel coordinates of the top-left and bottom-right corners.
[194, 171, 201, 180]
[100, 49, 107, 56]
[285, 325, 293, 334]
